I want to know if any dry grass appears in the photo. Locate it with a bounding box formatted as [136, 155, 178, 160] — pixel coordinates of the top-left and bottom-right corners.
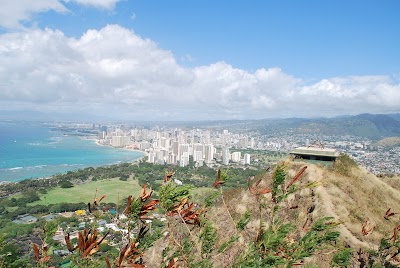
[380, 175, 400, 190]
[316, 164, 400, 247]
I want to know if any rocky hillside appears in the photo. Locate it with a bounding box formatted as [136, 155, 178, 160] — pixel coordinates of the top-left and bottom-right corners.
[144, 157, 400, 267]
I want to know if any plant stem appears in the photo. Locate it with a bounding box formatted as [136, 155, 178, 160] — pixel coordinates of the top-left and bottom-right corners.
[178, 211, 202, 254]
[220, 187, 237, 235]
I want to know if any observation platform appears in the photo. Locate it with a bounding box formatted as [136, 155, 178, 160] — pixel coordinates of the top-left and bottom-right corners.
[290, 146, 340, 162]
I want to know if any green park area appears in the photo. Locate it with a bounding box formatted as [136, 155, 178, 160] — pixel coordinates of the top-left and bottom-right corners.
[30, 177, 142, 206]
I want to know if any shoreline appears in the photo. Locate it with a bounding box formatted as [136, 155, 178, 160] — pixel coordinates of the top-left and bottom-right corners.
[1, 138, 147, 183]
[93, 139, 149, 157]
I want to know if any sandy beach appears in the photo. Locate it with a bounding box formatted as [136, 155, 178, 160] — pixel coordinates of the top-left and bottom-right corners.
[94, 139, 148, 157]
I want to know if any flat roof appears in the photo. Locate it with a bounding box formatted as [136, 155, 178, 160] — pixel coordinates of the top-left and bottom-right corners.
[290, 147, 340, 158]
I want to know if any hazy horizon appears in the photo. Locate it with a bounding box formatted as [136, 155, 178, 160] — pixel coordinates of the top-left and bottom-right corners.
[1, 111, 399, 124]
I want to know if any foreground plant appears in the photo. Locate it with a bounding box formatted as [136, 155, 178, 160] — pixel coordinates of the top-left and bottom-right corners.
[32, 242, 52, 268]
[159, 171, 215, 267]
[345, 217, 400, 267]
[233, 160, 340, 267]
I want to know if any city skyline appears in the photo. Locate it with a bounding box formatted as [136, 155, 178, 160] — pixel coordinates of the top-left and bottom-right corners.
[0, 1, 399, 121]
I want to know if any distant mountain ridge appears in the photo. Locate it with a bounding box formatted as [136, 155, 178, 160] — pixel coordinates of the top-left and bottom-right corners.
[256, 113, 400, 139]
[1, 110, 399, 139]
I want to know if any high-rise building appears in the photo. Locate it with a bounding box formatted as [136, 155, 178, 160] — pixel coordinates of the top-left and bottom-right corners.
[193, 143, 204, 155]
[167, 153, 177, 165]
[179, 144, 189, 161]
[204, 144, 214, 163]
[250, 138, 255, 149]
[193, 151, 204, 162]
[203, 131, 211, 145]
[172, 141, 180, 157]
[190, 130, 195, 144]
[112, 136, 130, 147]
[147, 152, 156, 163]
[222, 147, 230, 165]
[140, 141, 150, 150]
[160, 137, 170, 150]
[98, 131, 106, 140]
[180, 152, 189, 167]
[244, 153, 251, 165]
[231, 152, 241, 162]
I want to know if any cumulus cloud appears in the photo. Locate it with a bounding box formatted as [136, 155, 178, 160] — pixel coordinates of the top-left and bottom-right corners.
[0, 25, 399, 120]
[0, 0, 68, 29]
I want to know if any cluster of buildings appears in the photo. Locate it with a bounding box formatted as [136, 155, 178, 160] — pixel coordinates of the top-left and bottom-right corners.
[56, 123, 399, 175]
[97, 126, 252, 167]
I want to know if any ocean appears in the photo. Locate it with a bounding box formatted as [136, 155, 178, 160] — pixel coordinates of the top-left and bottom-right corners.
[0, 122, 144, 182]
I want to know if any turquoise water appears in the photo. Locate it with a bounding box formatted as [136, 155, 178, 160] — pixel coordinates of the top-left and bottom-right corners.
[0, 122, 143, 182]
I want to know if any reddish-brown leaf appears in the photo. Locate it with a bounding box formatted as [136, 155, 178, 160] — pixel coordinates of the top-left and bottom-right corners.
[171, 198, 188, 213]
[180, 203, 194, 216]
[99, 194, 107, 203]
[91, 229, 98, 244]
[257, 188, 272, 195]
[361, 220, 375, 236]
[390, 228, 398, 241]
[164, 171, 175, 182]
[248, 177, 271, 195]
[118, 244, 129, 266]
[65, 233, 74, 252]
[213, 169, 225, 188]
[302, 218, 309, 230]
[124, 243, 133, 259]
[286, 166, 307, 190]
[78, 231, 85, 252]
[140, 184, 153, 202]
[105, 256, 111, 268]
[124, 195, 132, 215]
[167, 258, 177, 268]
[180, 205, 203, 225]
[254, 178, 262, 187]
[33, 243, 40, 261]
[384, 208, 398, 220]
[140, 200, 160, 217]
[390, 225, 400, 241]
[82, 241, 98, 257]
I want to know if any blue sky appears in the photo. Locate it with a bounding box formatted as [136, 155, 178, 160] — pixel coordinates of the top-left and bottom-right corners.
[0, 0, 399, 120]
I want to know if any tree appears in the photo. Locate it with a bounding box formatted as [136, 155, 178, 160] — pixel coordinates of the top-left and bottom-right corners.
[59, 180, 73, 188]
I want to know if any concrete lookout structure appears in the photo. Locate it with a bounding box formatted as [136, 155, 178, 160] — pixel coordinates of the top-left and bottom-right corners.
[290, 147, 340, 162]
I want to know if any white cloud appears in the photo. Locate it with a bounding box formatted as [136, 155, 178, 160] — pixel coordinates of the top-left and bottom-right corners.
[0, 0, 121, 30]
[0, 0, 68, 29]
[0, 25, 399, 120]
[63, 0, 121, 10]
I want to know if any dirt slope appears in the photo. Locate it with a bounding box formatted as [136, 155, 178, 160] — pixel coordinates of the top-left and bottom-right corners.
[308, 163, 400, 248]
